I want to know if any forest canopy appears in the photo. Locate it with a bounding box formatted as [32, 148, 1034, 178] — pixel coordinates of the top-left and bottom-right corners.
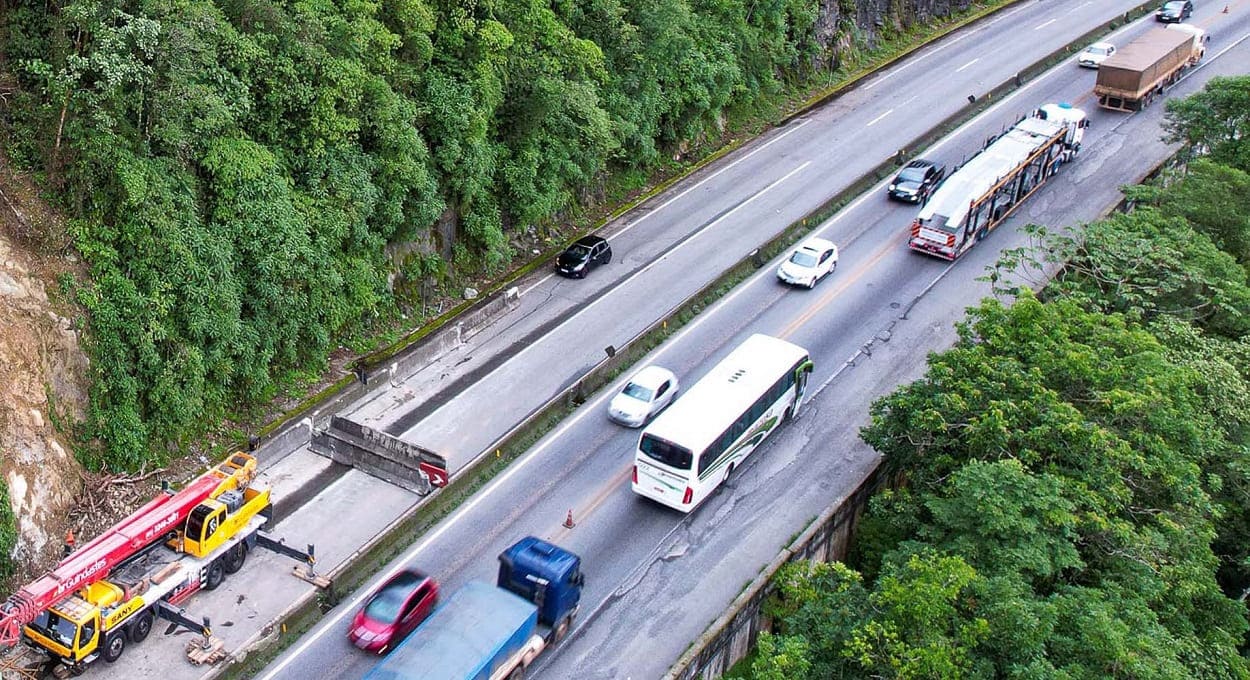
[1, 0, 973, 466]
[746, 76, 1250, 679]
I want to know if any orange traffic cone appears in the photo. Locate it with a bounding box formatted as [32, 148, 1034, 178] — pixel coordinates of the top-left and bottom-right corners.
[563, 509, 576, 529]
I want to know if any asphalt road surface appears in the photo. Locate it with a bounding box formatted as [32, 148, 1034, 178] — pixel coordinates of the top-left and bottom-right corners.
[74, 2, 1250, 679]
[245, 4, 1250, 680]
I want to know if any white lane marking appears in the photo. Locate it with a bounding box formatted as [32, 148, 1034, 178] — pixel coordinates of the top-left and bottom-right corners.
[1034, 18, 1057, 31]
[261, 10, 1195, 677]
[866, 109, 894, 127]
[863, 1, 1039, 90]
[519, 120, 812, 297]
[254, 160, 813, 680]
[419, 161, 813, 435]
[955, 58, 979, 73]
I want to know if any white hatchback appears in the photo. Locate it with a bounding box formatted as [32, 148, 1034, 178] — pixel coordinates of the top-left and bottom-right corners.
[777, 237, 839, 289]
[1077, 42, 1116, 68]
[608, 365, 680, 427]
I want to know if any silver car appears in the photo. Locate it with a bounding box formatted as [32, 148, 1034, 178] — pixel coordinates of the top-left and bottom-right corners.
[608, 365, 680, 427]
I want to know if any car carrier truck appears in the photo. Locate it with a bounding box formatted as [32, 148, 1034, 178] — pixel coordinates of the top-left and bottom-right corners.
[1094, 24, 1205, 111]
[365, 537, 584, 680]
[908, 103, 1087, 260]
[0, 452, 325, 676]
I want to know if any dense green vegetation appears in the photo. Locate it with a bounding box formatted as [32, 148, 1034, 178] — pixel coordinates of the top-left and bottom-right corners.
[747, 76, 1250, 679]
[0, 0, 997, 470]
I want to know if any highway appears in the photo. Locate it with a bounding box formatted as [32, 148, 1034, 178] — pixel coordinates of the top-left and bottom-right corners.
[79, 1, 1250, 679]
[247, 3, 1250, 680]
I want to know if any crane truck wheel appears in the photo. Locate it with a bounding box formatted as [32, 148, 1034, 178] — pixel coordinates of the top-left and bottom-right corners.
[102, 632, 126, 663]
[205, 561, 225, 591]
[507, 667, 525, 680]
[223, 542, 248, 574]
[128, 610, 155, 643]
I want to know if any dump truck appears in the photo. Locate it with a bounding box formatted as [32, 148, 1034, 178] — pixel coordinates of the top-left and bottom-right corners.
[365, 537, 584, 680]
[0, 452, 326, 676]
[1094, 24, 1205, 111]
[908, 103, 1087, 260]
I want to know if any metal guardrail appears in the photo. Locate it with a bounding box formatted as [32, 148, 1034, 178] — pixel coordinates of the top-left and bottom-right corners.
[212, 2, 1163, 676]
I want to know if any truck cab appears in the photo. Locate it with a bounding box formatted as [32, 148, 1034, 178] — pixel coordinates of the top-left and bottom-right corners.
[25, 596, 100, 665]
[1035, 103, 1088, 151]
[497, 537, 584, 639]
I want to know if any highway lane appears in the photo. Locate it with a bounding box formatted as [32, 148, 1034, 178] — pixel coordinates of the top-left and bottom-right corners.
[252, 5, 1250, 680]
[353, 0, 1151, 465]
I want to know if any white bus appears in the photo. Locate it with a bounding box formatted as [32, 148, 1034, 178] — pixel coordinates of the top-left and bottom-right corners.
[632, 334, 813, 512]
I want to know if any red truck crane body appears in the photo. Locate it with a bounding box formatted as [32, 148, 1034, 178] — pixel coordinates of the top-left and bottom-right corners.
[0, 459, 245, 646]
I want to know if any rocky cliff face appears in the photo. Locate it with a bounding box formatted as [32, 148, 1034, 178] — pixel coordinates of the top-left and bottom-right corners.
[0, 162, 89, 579]
[815, 0, 981, 58]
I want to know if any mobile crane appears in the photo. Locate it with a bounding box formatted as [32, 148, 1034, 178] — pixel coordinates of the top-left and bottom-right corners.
[0, 452, 325, 676]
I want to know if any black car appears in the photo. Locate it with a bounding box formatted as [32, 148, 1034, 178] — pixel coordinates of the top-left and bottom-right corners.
[1156, 0, 1193, 22]
[888, 159, 946, 203]
[556, 235, 612, 278]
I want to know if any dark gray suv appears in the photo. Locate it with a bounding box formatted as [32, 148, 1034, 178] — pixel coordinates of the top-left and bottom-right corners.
[888, 159, 946, 204]
[1156, 0, 1193, 22]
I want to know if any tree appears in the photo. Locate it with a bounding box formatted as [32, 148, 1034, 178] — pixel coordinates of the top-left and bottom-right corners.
[750, 633, 813, 680]
[1164, 75, 1250, 173]
[1150, 159, 1250, 268]
[843, 550, 990, 680]
[990, 210, 1250, 338]
[857, 293, 1248, 678]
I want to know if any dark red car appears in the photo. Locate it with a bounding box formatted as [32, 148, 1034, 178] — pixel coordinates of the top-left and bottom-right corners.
[348, 569, 439, 653]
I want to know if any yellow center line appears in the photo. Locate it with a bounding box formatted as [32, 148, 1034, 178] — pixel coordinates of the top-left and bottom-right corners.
[780, 229, 909, 340]
[555, 229, 916, 533]
[550, 464, 634, 541]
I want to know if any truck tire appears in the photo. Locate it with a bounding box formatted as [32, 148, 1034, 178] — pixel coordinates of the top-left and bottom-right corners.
[128, 610, 155, 644]
[103, 632, 126, 663]
[508, 667, 525, 680]
[205, 561, 225, 591]
[554, 616, 571, 643]
[223, 542, 248, 574]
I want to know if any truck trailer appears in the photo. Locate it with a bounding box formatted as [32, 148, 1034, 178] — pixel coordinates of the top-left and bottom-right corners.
[1094, 24, 1205, 111]
[908, 103, 1087, 260]
[365, 537, 584, 680]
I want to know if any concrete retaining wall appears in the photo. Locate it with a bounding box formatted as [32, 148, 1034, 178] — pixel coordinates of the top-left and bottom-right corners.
[251, 287, 520, 467]
[666, 467, 884, 680]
